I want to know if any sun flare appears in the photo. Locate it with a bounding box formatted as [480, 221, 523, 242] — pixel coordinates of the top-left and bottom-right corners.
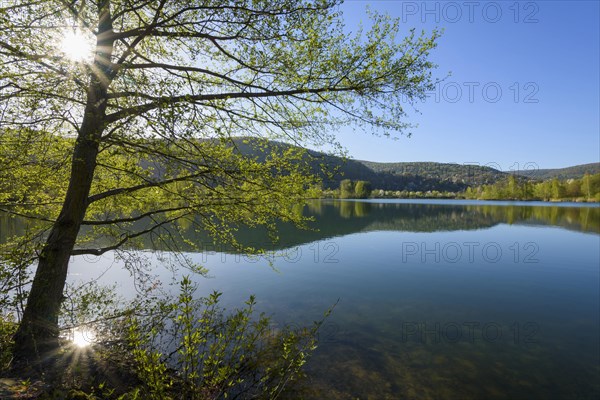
[59, 30, 94, 62]
[72, 328, 95, 348]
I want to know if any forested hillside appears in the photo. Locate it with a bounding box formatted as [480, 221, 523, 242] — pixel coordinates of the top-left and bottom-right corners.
[2, 132, 596, 195]
[513, 163, 600, 181]
[231, 138, 510, 192]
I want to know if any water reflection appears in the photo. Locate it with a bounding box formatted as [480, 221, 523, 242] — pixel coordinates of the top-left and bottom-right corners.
[210, 200, 600, 250]
[1, 200, 598, 252]
[179, 200, 599, 252]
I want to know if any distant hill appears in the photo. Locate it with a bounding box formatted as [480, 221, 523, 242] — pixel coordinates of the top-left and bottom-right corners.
[355, 160, 508, 191]
[227, 138, 598, 192]
[144, 137, 597, 193]
[513, 163, 600, 181]
[2, 130, 594, 195]
[229, 138, 509, 192]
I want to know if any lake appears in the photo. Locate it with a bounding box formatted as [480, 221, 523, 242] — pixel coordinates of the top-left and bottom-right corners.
[2, 199, 599, 399]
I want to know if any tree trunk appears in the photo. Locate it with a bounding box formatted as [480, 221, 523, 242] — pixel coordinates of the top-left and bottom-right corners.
[12, 1, 114, 363]
[12, 117, 104, 362]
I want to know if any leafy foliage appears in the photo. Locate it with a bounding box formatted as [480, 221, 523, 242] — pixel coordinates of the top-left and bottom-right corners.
[125, 277, 325, 400]
[338, 179, 371, 199]
[0, 0, 440, 361]
[463, 173, 600, 202]
[0, 313, 17, 372]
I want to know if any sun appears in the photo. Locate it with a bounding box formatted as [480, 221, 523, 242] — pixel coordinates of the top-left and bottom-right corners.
[72, 327, 95, 348]
[59, 30, 94, 62]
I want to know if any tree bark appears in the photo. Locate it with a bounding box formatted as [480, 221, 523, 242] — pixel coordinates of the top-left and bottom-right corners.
[12, 126, 102, 359]
[12, 0, 114, 364]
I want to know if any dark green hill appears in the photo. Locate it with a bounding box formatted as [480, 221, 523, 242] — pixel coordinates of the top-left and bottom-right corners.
[513, 163, 600, 181]
[228, 138, 598, 192]
[356, 160, 507, 191]
[227, 138, 510, 192]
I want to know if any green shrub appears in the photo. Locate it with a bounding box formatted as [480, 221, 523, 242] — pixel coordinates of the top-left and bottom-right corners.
[125, 277, 327, 399]
[0, 313, 17, 372]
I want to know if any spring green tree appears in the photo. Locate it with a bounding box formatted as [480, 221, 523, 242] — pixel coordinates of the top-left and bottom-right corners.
[533, 181, 552, 201]
[581, 173, 592, 200]
[565, 179, 582, 198]
[339, 179, 354, 199]
[507, 175, 518, 199]
[0, 0, 439, 361]
[550, 178, 565, 200]
[353, 180, 372, 198]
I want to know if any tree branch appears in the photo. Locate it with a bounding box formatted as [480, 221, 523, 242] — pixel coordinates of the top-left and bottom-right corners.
[0, 40, 86, 87]
[81, 206, 191, 225]
[114, 62, 267, 93]
[71, 212, 191, 256]
[87, 171, 209, 204]
[105, 86, 356, 124]
[0, 208, 56, 223]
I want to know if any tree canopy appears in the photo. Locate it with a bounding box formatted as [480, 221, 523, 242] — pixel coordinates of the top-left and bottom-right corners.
[0, 0, 439, 361]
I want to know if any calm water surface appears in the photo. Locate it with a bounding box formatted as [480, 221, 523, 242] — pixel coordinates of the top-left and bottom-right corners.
[3, 200, 599, 399]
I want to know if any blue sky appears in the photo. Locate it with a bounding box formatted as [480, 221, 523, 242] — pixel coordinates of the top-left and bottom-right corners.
[329, 0, 599, 170]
